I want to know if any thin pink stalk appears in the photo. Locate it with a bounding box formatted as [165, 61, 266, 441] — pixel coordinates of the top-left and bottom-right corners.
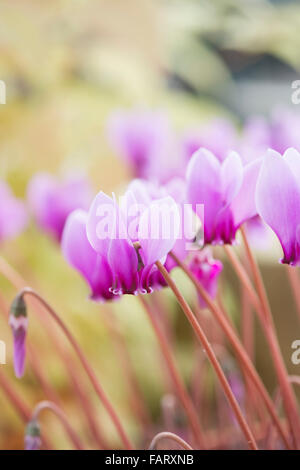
[155, 260, 258, 450]
[31, 400, 84, 450]
[0, 369, 52, 449]
[239, 227, 300, 448]
[169, 251, 290, 449]
[101, 306, 150, 428]
[139, 296, 206, 449]
[0, 258, 110, 449]
[285, 266, 300, 323]
[19, 287, 134, 450]
[148, 431, 193, 450]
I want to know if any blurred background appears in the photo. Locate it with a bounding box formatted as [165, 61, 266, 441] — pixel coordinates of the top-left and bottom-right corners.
[0, 0, 300, 450]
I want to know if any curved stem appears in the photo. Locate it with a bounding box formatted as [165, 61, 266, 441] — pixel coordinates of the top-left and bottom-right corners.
[148, 431, 193, 451]
[139, 296, 206, 449]
[101, 306, 150, 428]
[0, 370, 52, 449]
[155, 261, 258, 450]
[20, 287, 134, 450]
[0, 256, 108, 448]
[240, 227, 300, 448]
[170, 251, 290, 449]
[31, 401, 84, 450]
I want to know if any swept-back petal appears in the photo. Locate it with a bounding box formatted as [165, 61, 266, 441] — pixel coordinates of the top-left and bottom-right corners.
[138, 196, 180, 266]
[62, 209, 114, 300]
[221, 151, 243, 204]
[231, 158, 262, 228]
[186, 148, 222, 242]
[256, 150, 300, 264]
[86, 191, 116, 255]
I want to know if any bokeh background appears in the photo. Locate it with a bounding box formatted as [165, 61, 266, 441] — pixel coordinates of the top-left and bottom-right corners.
[0, 0, 300, 450]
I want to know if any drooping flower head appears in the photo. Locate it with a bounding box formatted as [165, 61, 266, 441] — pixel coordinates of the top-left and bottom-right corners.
[182, 119, 238, 163]
[9, 293, 28, 378]
[188, 248, 223, 308]
[256, 148, 300, 266]
[107, 109, 183, 183]
[0, 182, 28, 243]
[27, 172, 92, 242]
[62, 209, 116, 302]
[186, 148, 261, 245]
[270, 110, 300, 154]
[86, 187, 180, 296]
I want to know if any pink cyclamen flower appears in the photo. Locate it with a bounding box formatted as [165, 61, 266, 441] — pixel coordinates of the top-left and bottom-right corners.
[270, 110, 300, 154]
[186, 148, 261, 245]
[188, 249, 223, 308]
[0, 182, 27, 242]
[9, 294, 28, 378]
[107, 109, 181, 183]
[62, 209, 116, 302]
[256, 148, 300, 266]
[27, 173, 92, 242]
[182, 119, 238, 163]
[86, 189, 180, 296]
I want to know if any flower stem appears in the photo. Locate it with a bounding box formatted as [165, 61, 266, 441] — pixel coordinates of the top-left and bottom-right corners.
[228, 227, 300, 448]
[148, 431, 193, 450]
[31, 401, 84, 450]
[0, 259, 107, 449]
[155, 261, 258, 450]
[139, 296, 206, 449]
[285, 265, 300, 323]
[169, 251, 290, 449]
[19, 287, 134, 450]
[0, 369, 53, 449]
[101, 306, 150, 428]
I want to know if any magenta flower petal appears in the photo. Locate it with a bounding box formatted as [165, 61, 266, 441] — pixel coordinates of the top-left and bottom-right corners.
[189, 249, 223, 308]
[107, 110, 173, 180]
[27, 173, 92, 242]
[231, 158, 262, 228]
[86, 191, 116, 255]
[186, 148, 223, 242]
[0, 182, 28, 242]
[256, 149, 300, 265]
[9, 314, 28, 378]
[221, 151, 243, 204]
[182, 119, 238, 162]
[62, 210, 115, 301]
[138, 197, 180, 266]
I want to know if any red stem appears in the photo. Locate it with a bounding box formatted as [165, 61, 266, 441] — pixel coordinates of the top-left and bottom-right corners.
[239, 227, 300, 448]
[21, 287, 134, 450]
[31, 400, 84, 450]
[139, 296, 206, 449]
[148, 431, 193, 450]
[169, 251, 290, 449]
[155, 261, 258, 450]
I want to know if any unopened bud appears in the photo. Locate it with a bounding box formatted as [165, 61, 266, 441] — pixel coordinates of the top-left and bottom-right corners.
[9, 293, 28, 378]
[24, 420, 41, 450]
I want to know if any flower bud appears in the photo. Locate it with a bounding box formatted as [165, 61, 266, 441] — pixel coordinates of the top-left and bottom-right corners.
[24, 420, 41, 450]
[9, 294, 28, 378]
[189, 249, 223, 308]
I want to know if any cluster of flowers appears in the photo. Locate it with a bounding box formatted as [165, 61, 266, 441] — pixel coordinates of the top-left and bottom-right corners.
[7, 108, 300, 381]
